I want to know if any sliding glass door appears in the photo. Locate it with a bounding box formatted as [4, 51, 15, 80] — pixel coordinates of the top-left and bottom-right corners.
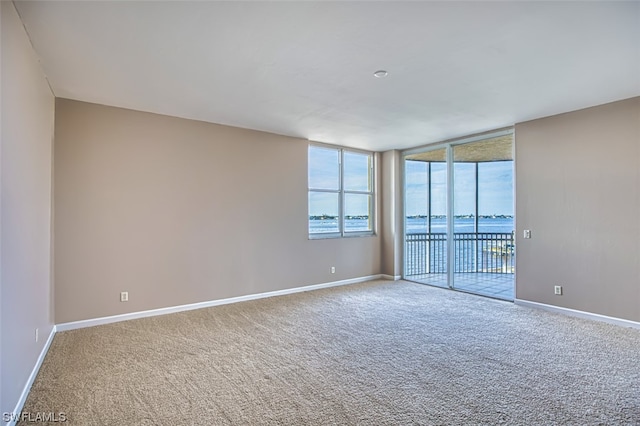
[404, 132, 514, 300]
[404, 148, 448, 288]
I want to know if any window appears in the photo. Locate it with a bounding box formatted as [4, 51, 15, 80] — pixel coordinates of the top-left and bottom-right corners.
[308, 144, 374, 238]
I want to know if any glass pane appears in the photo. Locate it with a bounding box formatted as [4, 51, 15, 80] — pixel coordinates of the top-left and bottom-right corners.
[478, 161, 514, 233]
[343, 151, 371, 192]
[404, 160, 429, 234]
[452, 149, 476, 277]
[452, 137, 514, 301]
[309, 146, 339, 190]
[309, 192, 339, 234]
[403, 148, 447, 289]
[453, 162, 476, 233]
[344, 193, 372, 232]
[429, 162, 447, 233]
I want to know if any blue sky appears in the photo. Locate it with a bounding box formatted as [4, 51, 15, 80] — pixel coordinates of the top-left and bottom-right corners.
[405, 160, 514, 216]
[309, 146, 513, 218]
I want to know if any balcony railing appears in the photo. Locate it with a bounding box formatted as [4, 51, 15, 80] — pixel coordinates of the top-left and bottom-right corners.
[405, 232, 515, 276]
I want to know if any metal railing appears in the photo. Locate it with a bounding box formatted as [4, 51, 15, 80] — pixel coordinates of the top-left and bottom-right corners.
[405, 232, 515, 276]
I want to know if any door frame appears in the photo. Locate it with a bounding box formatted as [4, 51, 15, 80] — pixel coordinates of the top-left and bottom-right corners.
[402, 128, 515, 293]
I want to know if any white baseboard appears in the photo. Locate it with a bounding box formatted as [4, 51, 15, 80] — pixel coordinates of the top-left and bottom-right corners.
[57, 274, 385, 332]
[381, 274, 402, 281]
[515, 299, 640, 330]
[6, 325, 57, 426]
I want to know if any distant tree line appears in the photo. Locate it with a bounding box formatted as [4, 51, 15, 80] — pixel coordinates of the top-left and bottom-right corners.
[406, 214, 513, 219]
[310, 215, 369, 220]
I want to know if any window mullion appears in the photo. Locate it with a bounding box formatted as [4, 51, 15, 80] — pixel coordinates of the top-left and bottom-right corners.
[339, 149, 345, 236]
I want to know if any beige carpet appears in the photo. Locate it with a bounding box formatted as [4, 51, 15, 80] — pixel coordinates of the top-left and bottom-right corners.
[20, 280, 640, 425]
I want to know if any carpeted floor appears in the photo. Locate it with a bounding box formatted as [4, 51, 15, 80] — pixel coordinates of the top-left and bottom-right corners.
[19, 280, 640, 425]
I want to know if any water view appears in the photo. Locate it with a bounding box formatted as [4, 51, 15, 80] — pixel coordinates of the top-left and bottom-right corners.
[309, 216, 514, 234]
[406, 216, 513, 234]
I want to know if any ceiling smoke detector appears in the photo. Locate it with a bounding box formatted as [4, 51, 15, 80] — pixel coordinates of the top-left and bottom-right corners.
[373, 70, 388, 78]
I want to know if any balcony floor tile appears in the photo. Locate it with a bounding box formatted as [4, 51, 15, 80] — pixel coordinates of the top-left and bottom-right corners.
[405, 272, 514, 301]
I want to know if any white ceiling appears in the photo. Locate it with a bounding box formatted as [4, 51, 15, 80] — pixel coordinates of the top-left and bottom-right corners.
[14, 1, 640, 152]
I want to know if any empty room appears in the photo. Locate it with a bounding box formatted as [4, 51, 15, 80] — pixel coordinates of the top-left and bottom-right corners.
[1, 1, 639, 425]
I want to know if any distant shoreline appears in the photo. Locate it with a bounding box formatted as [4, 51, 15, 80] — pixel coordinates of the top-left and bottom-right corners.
[309, 215, 513, 220]
[406, 214, 513, 219]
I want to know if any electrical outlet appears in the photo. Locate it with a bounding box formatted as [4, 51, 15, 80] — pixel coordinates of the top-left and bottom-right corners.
[554, 285, 562, 295]
[523, 230, 531, 239]
[330, 266, 336, 274]
[120, 291, 129, 302]
[35, 328, 39, 343]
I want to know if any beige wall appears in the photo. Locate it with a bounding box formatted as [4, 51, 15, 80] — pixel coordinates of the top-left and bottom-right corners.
[54, 99, 381, 323]
[1, 1, 55, 415]
[515, 97, 640, 322]
[380, 150, 403, 278]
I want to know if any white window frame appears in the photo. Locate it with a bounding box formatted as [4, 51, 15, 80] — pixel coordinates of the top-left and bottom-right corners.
[308, 143, 375, 239]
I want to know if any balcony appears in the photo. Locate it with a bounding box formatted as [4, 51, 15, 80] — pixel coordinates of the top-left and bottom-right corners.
[405, 232, 514, 300]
